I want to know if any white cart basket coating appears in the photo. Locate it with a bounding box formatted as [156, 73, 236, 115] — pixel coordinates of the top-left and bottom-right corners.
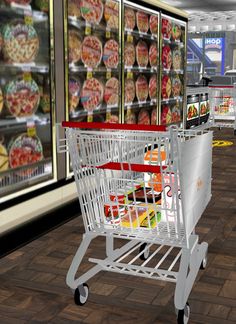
[57, 121, 212, 323]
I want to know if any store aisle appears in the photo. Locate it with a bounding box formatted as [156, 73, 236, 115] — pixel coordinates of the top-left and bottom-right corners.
[0, 129, 236, 324]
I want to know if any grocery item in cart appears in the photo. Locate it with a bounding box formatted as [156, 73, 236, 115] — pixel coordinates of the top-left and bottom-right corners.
[124, 42, 135, 67]
[4, 0, 31, 4]
[140, 211, 161, 228]
[0, 143, 9, 172]
[162, 18, 171, 39]
[172, 48, 182, 70]
[138, 108, 150, 125]
[35, 0, 49, 12]
[172, 74, 182, 97]
[68, 0, 81, 18]
[149, 42, 158, 67]
[149, 14, 158, 35]
[68, 29, 82, 64]
[125, 111, 136, 124]
[81, 36, 102, 68]
[5, 77, 40, 117]
[162, 45, 172, 70]
[171, 23, 182, 41]
[0, 87, 3, 113]
[81, 77, 103, 111]
[136, 40, 148, 68]
[80, 0, 104, 24]
[136, 11, 149, 33]
[172, 105, 181, 122]
[121, 204, 157, 228]
[161, 75, 171, 99]
[9, 134, 43, 177]
[136, 75, 148, 102]
[104, 77, 118, 106]
[128, 187, 161, 203]
[161, 104, 172, 124]
[104, 0, 119, 29]
[125, 7, 135, 30]
[151, 108, 157, 125]
[2, 20, 39, 63]
[69, 77, 81, 112]
[125, 78, 135, 104]
[103, 39, 119, 69]
[149, 75, 157, 101]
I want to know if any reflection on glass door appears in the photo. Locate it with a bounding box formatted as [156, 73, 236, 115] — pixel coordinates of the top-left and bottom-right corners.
[0, 0, 55, 202]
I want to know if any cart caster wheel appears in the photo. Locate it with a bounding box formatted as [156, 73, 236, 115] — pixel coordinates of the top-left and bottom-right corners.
[177, 302, 190, 324]
[139, 243, 150, 261]
[74, 283, 89, 306]
[200, 255, 207, 270]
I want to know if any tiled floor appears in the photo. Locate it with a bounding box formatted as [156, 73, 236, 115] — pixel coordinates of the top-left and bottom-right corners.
[0, 128, 236, 323]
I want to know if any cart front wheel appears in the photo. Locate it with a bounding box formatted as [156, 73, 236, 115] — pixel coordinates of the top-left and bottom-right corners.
[200, 255, 207, 270]
[177, 302, 190, 324]
[139, 243, 150, 261]
[74, 283, 89, 306]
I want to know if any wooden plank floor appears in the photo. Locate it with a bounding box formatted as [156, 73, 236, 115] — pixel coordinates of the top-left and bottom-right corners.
[0, 128, 236, 324]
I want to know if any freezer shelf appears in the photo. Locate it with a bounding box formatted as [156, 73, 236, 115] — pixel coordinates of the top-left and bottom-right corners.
[0, 158, 52, 199]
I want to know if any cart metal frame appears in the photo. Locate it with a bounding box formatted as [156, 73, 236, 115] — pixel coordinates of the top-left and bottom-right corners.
[57, 122, 212, 323]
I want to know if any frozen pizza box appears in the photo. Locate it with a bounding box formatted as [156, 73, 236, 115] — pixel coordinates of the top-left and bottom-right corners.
[2, 20, 39, 64]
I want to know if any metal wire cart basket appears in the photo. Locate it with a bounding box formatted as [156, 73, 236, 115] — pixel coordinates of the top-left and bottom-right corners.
[209, 85, 236, 135]
[57, 121, 213, 324]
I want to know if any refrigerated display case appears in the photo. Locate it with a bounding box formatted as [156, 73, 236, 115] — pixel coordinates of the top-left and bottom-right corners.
[160, 14, 186, 126]
[63, 0, 188, 175]
[0, 0, 56, 204]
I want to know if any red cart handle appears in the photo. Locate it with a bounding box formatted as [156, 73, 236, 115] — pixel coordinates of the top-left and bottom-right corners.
[62, 121, 167, 132]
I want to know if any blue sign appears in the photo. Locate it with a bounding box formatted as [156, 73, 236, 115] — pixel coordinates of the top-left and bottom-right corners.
[205, 38, 223, 50]
[205, 37, 225, 75]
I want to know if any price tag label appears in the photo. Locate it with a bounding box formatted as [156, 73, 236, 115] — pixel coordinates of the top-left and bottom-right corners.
[87, 71, 93, 79]
[106, 70, 111, 79]
[23, 71, 32, 82]
[27, 120, 36, 137]
[106, 30, 111, 39]
[106, 111, 111, 121]
[85, 24, 91, 35]
[87, 113, 93, 122]
[24, 10, 33, 25]
[127, 71, 133, 79]
[127, 34, 133, 43]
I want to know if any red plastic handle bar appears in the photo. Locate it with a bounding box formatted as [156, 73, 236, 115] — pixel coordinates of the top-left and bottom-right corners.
[62, 121, 167, 132]
[96, 162, 166, 173]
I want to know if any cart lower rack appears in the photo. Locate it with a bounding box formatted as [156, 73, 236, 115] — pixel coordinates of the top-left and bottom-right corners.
[57, 122, 213, 324]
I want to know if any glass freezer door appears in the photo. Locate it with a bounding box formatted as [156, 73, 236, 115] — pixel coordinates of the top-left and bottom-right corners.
[65, 0, 121, 175]
[0, 1, 56, 203]
[123, 0, 159, 126]
[160, 13, 186, 126]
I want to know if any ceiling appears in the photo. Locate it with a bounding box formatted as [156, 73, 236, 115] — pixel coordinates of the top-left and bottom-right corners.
[161, 0, 236, 13]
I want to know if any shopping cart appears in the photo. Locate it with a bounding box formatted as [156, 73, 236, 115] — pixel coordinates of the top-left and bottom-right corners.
[209, 85, 236, 135]
[57, 121, 212, 324]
